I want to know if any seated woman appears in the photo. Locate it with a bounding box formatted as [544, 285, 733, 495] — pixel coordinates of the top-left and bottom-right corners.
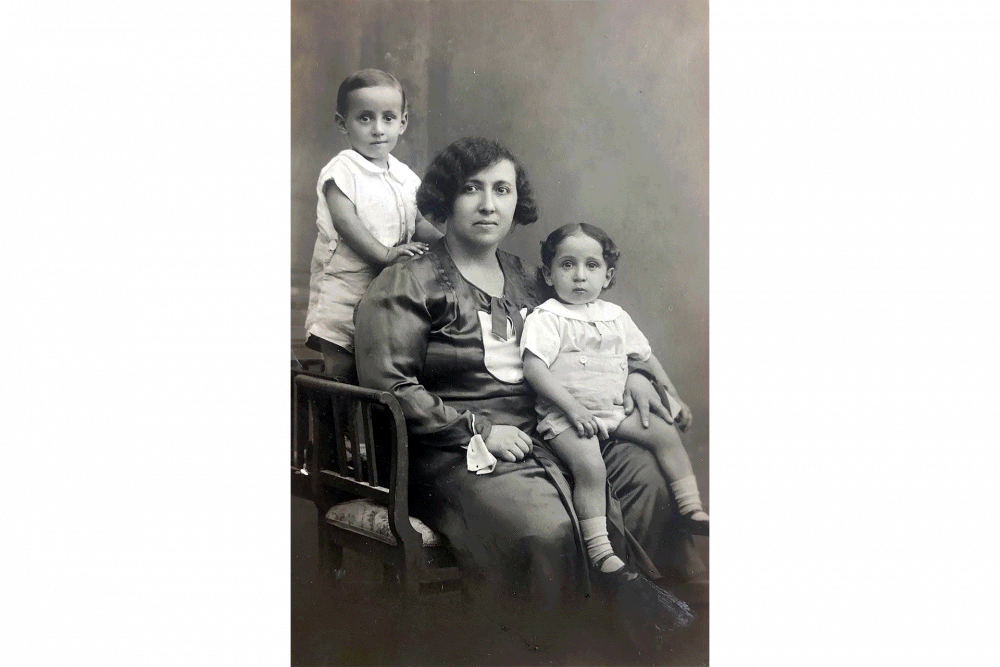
[354, 137, 705, 650]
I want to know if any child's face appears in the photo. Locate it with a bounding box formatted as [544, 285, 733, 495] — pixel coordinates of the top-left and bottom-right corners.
[336, 85, 407, 167]
[543, 232, 614, 305]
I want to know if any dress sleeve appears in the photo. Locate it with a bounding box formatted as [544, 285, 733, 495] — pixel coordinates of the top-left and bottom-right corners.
[519, 309, 563, 366]
[620, 311, 652, 361]
[354, 262, 493, 451]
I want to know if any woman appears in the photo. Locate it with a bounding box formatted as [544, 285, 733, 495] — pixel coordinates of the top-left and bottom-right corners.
[354, 137, 704, 644]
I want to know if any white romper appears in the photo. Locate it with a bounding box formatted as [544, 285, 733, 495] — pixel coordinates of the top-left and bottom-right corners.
[520, 298, 680, 440]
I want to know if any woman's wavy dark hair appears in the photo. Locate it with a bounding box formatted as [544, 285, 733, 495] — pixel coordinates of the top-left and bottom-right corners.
[538, 223, 621, 291]
[417, 137, 539, 226]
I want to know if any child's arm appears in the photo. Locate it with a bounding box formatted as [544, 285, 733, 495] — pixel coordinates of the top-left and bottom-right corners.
[325, 183, 426, 266]
[413, 211, 444, 244]
[646, 352, 694, 431]
[522, 350, 609, 440]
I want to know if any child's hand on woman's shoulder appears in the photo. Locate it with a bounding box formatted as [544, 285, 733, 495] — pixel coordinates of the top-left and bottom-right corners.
[386, 242, 429, 264]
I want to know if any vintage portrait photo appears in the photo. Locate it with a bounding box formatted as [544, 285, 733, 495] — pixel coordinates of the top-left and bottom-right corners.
[290, 1, 710, 664]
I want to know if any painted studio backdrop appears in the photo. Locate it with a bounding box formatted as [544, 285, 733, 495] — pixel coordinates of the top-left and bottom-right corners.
[291, 0, 709, 507]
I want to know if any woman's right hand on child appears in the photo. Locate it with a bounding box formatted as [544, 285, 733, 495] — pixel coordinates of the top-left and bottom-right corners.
[566, 403, 609, 440]
[485, 425, 534, 462]
[385, 242, 430, 264]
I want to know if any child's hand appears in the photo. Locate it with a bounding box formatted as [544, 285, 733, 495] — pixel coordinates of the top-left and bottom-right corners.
[386, 242, 429, 264]
[566, 402, 608, 440]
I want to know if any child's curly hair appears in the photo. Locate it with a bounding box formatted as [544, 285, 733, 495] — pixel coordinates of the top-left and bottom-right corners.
[416, 137, 539, 226]
[538, 223, 621, 291]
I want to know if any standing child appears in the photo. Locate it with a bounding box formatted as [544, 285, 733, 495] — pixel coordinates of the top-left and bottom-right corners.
[305, 69, 443, 381]
[521, 223, 708, 578]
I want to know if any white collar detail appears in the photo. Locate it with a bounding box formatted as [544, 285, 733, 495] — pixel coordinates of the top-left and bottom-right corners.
[535, 298, 623, 322]
[340, 149, 409, 183]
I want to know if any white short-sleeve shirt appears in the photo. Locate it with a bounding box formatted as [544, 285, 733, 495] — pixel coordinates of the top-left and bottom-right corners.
[305, 149, 421, 351]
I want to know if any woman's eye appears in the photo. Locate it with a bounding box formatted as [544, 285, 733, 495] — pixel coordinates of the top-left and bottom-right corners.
[561, 261, 573, 269]
[495, 186, 510, 195]
[587, 262, 600, 270]
[462, 183, 478, 193]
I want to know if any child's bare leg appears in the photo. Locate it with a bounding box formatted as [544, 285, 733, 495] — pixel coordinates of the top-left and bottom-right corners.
[615, 412, 693, 482]
[614, 413, 709, 526]
[548, 429, 625, 572]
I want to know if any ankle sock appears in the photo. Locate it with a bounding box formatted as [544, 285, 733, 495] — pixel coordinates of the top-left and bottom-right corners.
[579, 516, 625, 573]
[670, 475, 705, 516]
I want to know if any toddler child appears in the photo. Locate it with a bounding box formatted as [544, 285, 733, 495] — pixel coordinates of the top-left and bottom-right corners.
[521, 223, 708, 577]
[305, 69, 443, 380]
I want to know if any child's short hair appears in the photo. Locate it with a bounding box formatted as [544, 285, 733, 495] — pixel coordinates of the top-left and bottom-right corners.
[417, 137, 539, 226]
[336, 69, 406, 116]
[539, 223, 621, 290]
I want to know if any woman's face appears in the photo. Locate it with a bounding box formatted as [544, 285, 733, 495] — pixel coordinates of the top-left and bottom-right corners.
[446, 159, 517, 252]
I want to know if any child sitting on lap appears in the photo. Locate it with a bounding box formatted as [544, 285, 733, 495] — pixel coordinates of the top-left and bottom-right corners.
[521, 223, 708, 577]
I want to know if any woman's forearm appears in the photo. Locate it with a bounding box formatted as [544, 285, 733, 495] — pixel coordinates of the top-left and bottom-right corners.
[647, 353, 681, 399]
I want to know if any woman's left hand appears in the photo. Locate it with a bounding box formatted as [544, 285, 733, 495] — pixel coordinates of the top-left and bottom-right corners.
[673, 398, 694, 432]
[623, 373, 671, 429]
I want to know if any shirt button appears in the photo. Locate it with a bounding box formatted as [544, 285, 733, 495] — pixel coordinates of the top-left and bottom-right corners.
[579, 356, 588, 364]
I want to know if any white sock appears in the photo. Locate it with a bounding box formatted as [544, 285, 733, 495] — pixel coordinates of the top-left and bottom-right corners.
[579, 516, 625, 573]
[670, 475, 704, 516]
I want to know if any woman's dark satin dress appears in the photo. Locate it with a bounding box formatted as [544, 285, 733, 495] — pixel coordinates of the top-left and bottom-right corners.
[354, 240, 703, 611]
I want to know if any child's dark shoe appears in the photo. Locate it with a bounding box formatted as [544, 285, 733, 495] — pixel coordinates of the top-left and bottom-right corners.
[679, 510, 709, 536]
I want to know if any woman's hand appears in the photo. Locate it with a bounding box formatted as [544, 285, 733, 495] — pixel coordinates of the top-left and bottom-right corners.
[485, 425, 533, 463]
[565, 402, 609, 440]
[623, 373, 672, 428]
[673, 397, 694, 432]
[386, 242, 429, 264]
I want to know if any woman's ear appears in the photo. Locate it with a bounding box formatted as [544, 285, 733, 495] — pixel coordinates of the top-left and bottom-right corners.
[335, 113, 347, 135]
[603, 267, 614, 289]
[542, 265, 554, 287]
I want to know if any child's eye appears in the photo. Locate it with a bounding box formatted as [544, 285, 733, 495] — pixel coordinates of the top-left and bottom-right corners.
[383, 114, 396, 122]
[587, 262, 600, 270]
[359, 114, 373, 122]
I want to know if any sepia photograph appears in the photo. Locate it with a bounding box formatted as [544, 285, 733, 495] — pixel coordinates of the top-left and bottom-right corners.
[290, 1, 710, 664]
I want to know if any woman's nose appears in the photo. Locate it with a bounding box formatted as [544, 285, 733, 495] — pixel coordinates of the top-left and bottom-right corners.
[478, 190, 495, 212]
